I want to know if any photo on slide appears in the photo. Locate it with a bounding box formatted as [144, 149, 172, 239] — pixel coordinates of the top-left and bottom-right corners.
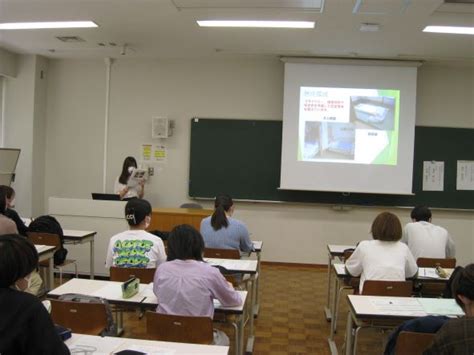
[350, 96, 395, 131]
[302, 121, 355, 161]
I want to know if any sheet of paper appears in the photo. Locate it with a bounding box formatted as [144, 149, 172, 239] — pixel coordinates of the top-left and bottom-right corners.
[153, 145, 167, 163]
[423, 161, 444, 191]
[371, 298, 425, 316]
[68, 335, 124, 353]
[115, 344, 175, 354]
[141, 144, 153, 162]
[334, 263, 347, 275]
[140, 282, 155, 298]
[456, 160, 474, 190]
[418, 298, 464, 316]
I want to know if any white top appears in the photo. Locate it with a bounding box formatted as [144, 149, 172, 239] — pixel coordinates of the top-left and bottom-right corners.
[345, 240, 418, 292]
[105, 229, 166, 268]
[402, 221, 455, 260]
[67, 334, 229, 354]
[114, 176, 142, 199]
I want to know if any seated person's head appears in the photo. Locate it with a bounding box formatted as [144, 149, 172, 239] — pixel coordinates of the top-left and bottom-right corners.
[0, 235, 38, 291]
[0, 185, 15, 208]
[410, 205, 432, 222]
[214, 194, 234, 215]
[452, 264, 474, 317]
[167, 224, 204, 262]
[371, 212, 402, 242]
[125, 198, 152, 229]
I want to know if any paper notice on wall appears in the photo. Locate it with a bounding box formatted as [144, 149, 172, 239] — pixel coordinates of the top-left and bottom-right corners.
[456, 160, 474, 190]
[141, 144, 153, 162]
[422, 161, 444, 191]
[153, 145, 167, 162]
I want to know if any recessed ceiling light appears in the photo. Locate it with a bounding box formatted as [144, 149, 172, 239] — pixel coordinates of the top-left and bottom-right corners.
[423, 26, 474, 35]
[360, 23, 380, 32]
[0, 21, 98, 30]
[197, 20, 315, 29]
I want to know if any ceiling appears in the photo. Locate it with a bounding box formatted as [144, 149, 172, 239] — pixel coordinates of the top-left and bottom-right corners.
[0, 0, 473, 63]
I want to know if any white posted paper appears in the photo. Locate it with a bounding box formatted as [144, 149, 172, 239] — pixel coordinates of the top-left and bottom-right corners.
[423, 161, 444, 191]
[456, 160, 474, 190]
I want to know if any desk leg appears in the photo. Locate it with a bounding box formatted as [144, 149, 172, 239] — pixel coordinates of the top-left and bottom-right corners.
[48, 257, 54, 291]
[246, 274, 257, 354]
[90, 239, 95, 279]
[325, 253, 333, 321]
[344, 311, 354, 355]
[330, 276, 340, 338]
[254, 251, 261, 317]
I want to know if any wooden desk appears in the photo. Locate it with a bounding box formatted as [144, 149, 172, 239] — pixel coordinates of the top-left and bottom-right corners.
[66, 333, 229, 354]
[63, 230, 97, 279]
[36, 245, 56, 291]
[149, 208, 213, 231]
[49, 278, 247, 355]
[325, 244, 356, 321]
[344, 295, 463, 355]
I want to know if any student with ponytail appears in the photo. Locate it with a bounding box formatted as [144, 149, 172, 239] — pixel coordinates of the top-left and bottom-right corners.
[200, 194, 253, 253]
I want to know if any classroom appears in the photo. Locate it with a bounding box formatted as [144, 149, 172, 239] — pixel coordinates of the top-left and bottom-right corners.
[0, 0, 473, 354]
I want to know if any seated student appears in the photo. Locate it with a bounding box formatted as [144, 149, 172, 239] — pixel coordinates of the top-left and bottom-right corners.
[346, 211, 418, 293]
[424, 263, 474, 354]
[0, 189, 18, 235]
[0, 185, 28, 236]
[105, 198, 166, 268]
[153, 224, 242, 345]
[0, 234, 70, 355]
[402, 205, 455, 261]
[200, 194, 253, 253]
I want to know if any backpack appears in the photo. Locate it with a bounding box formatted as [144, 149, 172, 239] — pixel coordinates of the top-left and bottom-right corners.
[28, 215, 68, 266]
[58, 293, 117, 336]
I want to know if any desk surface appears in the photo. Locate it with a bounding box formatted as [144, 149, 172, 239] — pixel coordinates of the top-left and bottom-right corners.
[35, 244, 56, 255]
[327, 244, 356, 256]
[63, 229, 97, 239]
[347, 295, 464, 319]
[252, 240, 263, 251]
[66, 333, 229, 354]
[205, 258, 258, 274]
[48, 278, 247, 314]
[152, 207, 213, 216]
[333, 264, 452, 282]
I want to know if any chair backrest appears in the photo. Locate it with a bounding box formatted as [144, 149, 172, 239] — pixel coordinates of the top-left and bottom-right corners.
[109, 267, 156, 284]
[204, 248, 240, 259]
[417, 257, 456, 268]
[362, 280, 413, 297]
[395, 331, 435, 355]
[146, 311, 213, 344]
[179, 203, 203, 209]
[27, 232, 61, 249]
[50, 299, 108, 335]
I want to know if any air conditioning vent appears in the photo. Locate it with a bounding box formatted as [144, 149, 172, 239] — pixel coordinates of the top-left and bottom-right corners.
[56, 36, 85, 43]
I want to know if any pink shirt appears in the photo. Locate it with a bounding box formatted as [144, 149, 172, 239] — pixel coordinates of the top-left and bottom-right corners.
[153, 259, 242, 318]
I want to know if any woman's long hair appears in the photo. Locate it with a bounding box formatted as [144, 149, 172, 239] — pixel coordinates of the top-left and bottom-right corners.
[118, 156, 138, 185]
[210, 194, 233, 231]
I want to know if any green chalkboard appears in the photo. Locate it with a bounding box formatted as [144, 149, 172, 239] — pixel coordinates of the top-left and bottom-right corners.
[189, 118, 474, 209]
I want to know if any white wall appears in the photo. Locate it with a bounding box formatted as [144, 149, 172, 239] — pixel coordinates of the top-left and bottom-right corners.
[0, 47, 17, 78]
[38, 58, 474, 266]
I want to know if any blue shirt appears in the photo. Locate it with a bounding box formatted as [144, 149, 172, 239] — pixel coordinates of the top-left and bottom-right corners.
[200, 216, 253, 253]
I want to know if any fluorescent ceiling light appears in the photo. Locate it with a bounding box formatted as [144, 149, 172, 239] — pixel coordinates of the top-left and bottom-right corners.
[423, 26, 474, 35]
[0, 21, 98, 30]
[197, 20, 315, 29]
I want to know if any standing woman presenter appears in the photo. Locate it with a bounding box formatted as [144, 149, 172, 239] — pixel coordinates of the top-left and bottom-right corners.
[114, 156, 144, 199]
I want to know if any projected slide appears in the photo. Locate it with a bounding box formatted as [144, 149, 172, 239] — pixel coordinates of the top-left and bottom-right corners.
[298, 87, 399, 165]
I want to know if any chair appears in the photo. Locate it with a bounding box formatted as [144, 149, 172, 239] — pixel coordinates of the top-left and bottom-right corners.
[362, 280, 413, 297]
[28, 232, 78, 285]
[146, 311, 213, 344]
[204, 248, 240, 259]
[417, 257, 456, 268]
[110, 267, 156, 284]
[179, 202, 203, 209]
[395, 331, 435, 355]
[50, 299, 108, 335]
